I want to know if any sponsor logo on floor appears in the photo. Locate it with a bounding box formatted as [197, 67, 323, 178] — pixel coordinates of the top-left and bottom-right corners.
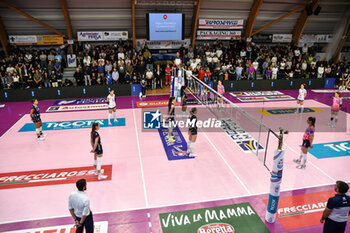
[54, 98, 107, 105]
[18, 118, 126, 132]
[220, 118, 264, 153]
[159, 202, 270, 233]
[230, 91, 283, 96]
[308, 140, 350, 159]
[46, 104, 108, 112]
[5, 221, 108, 233]
[0, 165, 112, 189]
[137, 100, 178, 108]
[237, 95, 294, 102]
[158, 125, 193, 160]
[258, 107, 324, 115]
[263, 190, 334, 230]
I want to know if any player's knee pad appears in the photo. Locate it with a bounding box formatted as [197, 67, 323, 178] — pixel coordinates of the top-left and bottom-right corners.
[36, 128, 40, 134]
[335, 116, 338, 120]
[302, 152, 307, 160]
[96, 157, 102, 170]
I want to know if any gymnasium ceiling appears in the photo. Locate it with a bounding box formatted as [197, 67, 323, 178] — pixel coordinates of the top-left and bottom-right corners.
[0, 0, 349, 38]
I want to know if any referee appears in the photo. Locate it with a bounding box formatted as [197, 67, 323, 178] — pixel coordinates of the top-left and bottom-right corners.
[321, 181, 350, 233]
[68, 179, 94, 233]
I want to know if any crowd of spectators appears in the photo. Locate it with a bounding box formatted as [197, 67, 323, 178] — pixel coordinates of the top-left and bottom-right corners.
[1, 38, 349, 90]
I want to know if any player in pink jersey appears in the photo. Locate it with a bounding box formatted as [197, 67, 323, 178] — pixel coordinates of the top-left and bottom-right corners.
[328, 92, 343, 128]
[217, 80, 225, 110]
[293, 117, 315, 169]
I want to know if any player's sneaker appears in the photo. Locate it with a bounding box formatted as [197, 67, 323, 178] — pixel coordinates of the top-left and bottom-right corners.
[188, 153, 196, 157]
[108, 122, 112, 126]
[296, 164, 306, 169]
[114, 119, 119, 122]
[37, 135, 45, 141]
[327, 122, 333, 126]
[331, 123, 336, 128]
[293, 159, 301, 164]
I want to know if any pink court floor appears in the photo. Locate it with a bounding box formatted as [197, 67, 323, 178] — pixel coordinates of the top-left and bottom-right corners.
[0, 89, 349, 233]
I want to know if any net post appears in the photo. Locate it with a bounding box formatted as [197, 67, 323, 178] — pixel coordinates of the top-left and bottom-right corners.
[265, 128, 288, 223]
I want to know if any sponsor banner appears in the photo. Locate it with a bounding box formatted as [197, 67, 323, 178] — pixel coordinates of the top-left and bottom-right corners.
[186, 98, 216, 105]
[46, 104, 108, 112]
[0, 104, 4, 108]
[272, 34, 292, 43]
[220, 118, 264, 153]
[136, 100, 178, 108]
[67, 54, 77, 68]
[307, 140, 350, 159]
[36, 35, 64, 45]
[312, 89, 350, 93]
[77, 31, 103, 41]
[0, 165, 112, 189]
[160, 202, 270, 233]
[18, 118, 126, 132]
[230, 91, 283, 97]
[198, 19, 244, 29]
[258, 107, 323, 116]
[315, 34, 332, 43]
[158, 125, 192, 160]
[54, 98, 107, 105]
[299, 34, 332, 43]
[5, 221, 108, 233]
[252, 34, 273, 43]
[263, 190, 336, 230]
[197, 30, 241, 40]
[102, 31, 128, 41]
[135, 39, 191, 50]
[8, 35, 37, 44]
[237, 95, 294, 102]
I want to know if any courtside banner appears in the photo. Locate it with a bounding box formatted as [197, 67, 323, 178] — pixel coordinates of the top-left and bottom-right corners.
[158, 125, 193, 160]
[258, 107, 323, 116]
[54, 98, 107, 105]
[307, 140, 350, 159]
[160, 202, 270, 233]
[263, 190, 343, 230]
[220, 118, 264, 153]
[137, 100, 178, 108]
[5, 221, 109, 233]
[46, 104, 108, 112]
[230, 91, 283, 97]
[198, 19, 244, 29]
[237, 95, 294, 102]
[0, 165, 112, 189]
[197, 30, 241, 40]
[18, 118, 126, 132]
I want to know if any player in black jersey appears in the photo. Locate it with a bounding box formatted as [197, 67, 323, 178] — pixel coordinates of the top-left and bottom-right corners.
[187, 107, 198, 157]
[180, 86, 188, 120]
[30, 99, 45, 141]
[167, 97, 176, 143]
[90, 122, 107, 180]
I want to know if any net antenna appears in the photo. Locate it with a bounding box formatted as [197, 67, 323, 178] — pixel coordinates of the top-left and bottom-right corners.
[182, 68, 279, 171]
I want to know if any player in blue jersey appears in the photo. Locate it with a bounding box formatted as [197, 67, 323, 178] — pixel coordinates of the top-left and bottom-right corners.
[181, 86, 188, 120]
[30, 99, 45, 141]
[187, 107, 198, 157]
[90, 122, 107, 180]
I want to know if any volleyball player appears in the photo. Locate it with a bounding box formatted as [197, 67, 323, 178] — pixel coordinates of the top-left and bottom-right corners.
[180, 86, 187, 120]
[217, 80, 225, 110]
[187, 107, 198, 157]
[30, 99, 45, 141]
[295, 84, 307, 113]
[293, 117, 316, 169]
[107, 90, 118, 125]
[167, 97, 176, 143]
[90, 122, 107, 180]
[328, 92, 342, 128]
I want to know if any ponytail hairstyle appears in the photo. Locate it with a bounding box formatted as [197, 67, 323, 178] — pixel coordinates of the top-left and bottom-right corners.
[168, 96, 175, 109]
[91, 122, 99, 135]
[336, 91, 341, 97]
[190, 107, 197, 115]
[31, 99, 37, 104]
[308, 117, 316, 127]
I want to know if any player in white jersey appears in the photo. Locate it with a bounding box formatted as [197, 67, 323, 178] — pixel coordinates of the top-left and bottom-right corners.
[107, 90, 118, 125]
[296, 84, 307, 113]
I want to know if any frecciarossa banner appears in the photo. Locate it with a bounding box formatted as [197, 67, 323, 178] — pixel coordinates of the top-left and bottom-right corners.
[198, 19, 244, 29]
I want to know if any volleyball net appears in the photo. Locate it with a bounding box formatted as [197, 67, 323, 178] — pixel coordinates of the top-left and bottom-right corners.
[182, 68, 280, 171]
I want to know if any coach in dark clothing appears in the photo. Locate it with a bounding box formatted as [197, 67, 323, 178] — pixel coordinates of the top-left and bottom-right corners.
[321, 181, 350, 233]
[74, 68, 84, 86]
[69, 179, 94, 233]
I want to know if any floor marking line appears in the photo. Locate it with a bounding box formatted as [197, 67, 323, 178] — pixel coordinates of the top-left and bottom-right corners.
[132, 108, 149, 207]
[2, 181, 349, 225]
[284, 143, 336, 182]
[201, 129, 251, 195]
[0, 114, 26, 139]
